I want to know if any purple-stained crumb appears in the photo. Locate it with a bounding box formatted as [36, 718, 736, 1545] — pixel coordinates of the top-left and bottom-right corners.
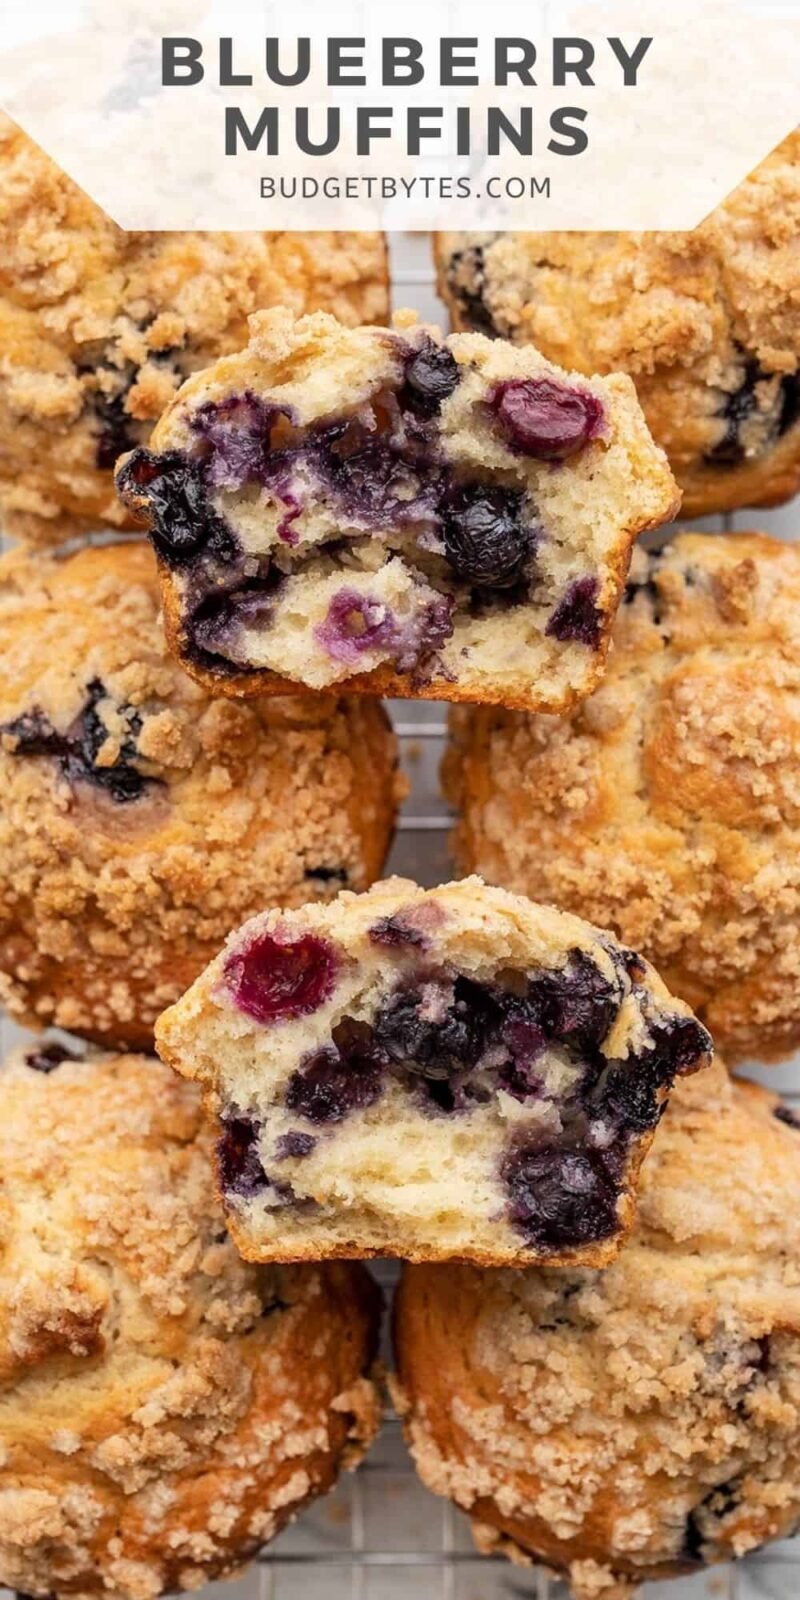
[224, 930, 338, 1025]
[217, 1117, 269, 1198]
[393, 592, 455, 677]
[321, 429, 443, 527]
[546, 577, 604, 648]
[315, 590, 399, 667]
[502, 1142, 621, 1251]
[277, 496, 302, 545]
[441, 485, 536, 590]
[191, 393, 295, 492]
[490, 378, 606, 461]
[189, 573, 284, 658]
[276, 1131, 317, 1159]
[285, 1020, 385, 1124]
[24, 1042, 82, 1074]
[315, 586, 455, 677]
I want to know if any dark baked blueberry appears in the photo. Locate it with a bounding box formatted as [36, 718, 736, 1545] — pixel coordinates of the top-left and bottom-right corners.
[72, 679, 150, 803]
[369, 912, 429, 949]
[502, 1142, 620, 1251]
[774, 1104, 800, 1131]
[1, 708, 59, 757]
[93, 389, 138, 470]
[779, 371, 800, 436]
[682, 1480, 742, 1564]
[285, 1019, 385, 1124]
[522, 950, 622, 1055]
[1, 679, 158, 805]
[401, 338, 461, 419]
[216, 1117, 269, 1198]
[593, 1015, 712, 1133]
[624, 571, 662, 619]
[490, 378, 605, 460]
[373, 977, 500, 1081]
[446, 244, 499, 336]
[546, 577, 604, 647]
[708, 358, 763, 466]
[117, 448, 238, 568]
[276, 1131, 317, 1159]
[304, 865, 349, 886]
[24, 1042, 81, 1074]
[707, 357, 800, 468]
[442, 485, 535, 590]
[225, 931, 338, 1025]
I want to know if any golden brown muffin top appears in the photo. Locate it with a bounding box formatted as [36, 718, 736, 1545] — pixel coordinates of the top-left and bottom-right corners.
[447, 532, 800, 1062]
[0, 1046, 381, 1600]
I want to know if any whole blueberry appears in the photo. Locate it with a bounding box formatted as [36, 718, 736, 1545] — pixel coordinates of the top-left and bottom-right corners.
[402, 339, 461, 419]
[224, 931, 338, 1025]
[441, 485, 535, 590]
[503, 1142, 620, 1251]
[490, 378, 606, 460]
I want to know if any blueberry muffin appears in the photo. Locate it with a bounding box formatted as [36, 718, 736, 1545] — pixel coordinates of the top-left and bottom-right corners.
[0, 114, 388, 548]
[115, 307, 679, 713]
[0, 541, 401, 1048]
[155, 876, 711, 1269]
[394, 1063, 800, 1598]
[436, 133, 800, 517]
[0, 1043, 381, 1600]
[446, 531, 800, 1064]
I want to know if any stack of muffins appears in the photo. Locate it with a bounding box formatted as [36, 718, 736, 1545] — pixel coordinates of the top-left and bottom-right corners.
[0, 116, 798, 1600]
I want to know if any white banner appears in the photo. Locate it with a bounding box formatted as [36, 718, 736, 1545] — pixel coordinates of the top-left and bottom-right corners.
[0, 0, 797, 231]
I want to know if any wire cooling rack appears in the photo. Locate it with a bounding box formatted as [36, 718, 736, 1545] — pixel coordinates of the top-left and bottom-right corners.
[2, 234, 800, 1600]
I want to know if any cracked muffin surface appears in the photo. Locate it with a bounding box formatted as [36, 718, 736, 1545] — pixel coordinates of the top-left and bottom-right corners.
[0, 1044, 381, 1600]
[0, 114, 388, 547]
[446, 532, 800, 1064]
[155, 875, 711, 1270]
[0, 540, 401, 1048]
[394, 1063, 800, 1598]
[115, 306, 677, 714]
[436, 132, 800, 517]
